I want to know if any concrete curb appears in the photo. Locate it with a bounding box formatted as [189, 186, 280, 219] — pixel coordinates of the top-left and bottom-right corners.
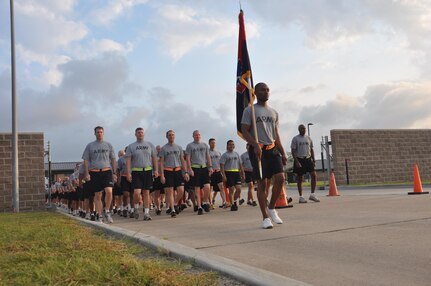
[58, 210, 311, 286]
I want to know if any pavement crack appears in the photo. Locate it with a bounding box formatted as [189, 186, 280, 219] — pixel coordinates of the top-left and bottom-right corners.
[196, 216, 431, 250]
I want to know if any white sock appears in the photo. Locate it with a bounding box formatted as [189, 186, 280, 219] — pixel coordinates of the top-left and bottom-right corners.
[134, 203, 139, 209]
[144, 208, 149, 214]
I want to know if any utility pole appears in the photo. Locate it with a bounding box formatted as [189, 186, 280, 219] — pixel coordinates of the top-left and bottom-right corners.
[10, 0, 19, 213]
[320, 137, 326, 189]
[47, 141, 52, 206]
[325, 136, 331, 185]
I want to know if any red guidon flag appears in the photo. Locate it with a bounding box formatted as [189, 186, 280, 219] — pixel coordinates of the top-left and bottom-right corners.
[236, 9, 254, 139]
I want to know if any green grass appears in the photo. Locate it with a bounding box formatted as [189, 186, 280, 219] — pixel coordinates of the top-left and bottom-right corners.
[0, 212, 218, 286]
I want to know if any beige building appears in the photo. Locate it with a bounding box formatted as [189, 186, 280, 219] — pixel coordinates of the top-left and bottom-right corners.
[331, 129, 431, 185]
[0, 133, 45, 212]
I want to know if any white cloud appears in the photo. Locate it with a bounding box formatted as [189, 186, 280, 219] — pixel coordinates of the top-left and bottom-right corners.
[250, 0, 431, 51]
[293, 81, 431, 142]
[151, 4, 259, 61]
[15, 1, 88, 53]
[90, 0, 149, 26]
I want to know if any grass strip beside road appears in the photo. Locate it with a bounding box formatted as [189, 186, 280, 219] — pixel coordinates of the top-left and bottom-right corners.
[0, 212, 218, 285]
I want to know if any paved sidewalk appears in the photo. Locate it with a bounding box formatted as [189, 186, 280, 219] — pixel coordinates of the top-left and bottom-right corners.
[65, 186, 431, 285]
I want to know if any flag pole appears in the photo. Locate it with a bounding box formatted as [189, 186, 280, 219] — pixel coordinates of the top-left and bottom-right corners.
[247, 78, 263, 179]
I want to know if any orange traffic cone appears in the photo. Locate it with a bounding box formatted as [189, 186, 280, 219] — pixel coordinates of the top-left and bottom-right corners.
[275, 185, 290, 209]
[408, 164, 429, 195]
[327, 172, 340, 196]
[223, 183, 231, 204]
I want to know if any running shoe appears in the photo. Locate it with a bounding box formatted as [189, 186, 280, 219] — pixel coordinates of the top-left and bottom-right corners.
[197, 208, 203, 215]
[156, 209, 161, 215]
[174, 205, 180, 214]
[105, 212, 114, 224]
[252, 201, 257, 206]
[193, 206, 198, 212]
[166, 208, 172, 214]
[90, 213, 96, 221]
[202, 204, 210, 213]
[239, 198, 245, 205]
[143, 214, 152, 221]
[299, 196, 307, 204]
[122, 209, 128, 217]
[171, 211, 177, 218]
[262, 218, 273, 229]
[134, 210, 139, 219]
[268, 208, 283, 224]
[309, 193, 320, 202]
[97, 214, 103, 223]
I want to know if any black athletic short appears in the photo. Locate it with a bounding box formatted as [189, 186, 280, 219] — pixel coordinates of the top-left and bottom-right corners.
[163, 170, 184, 189]
[213, 183, 221, 192]
[71, 190, 79, 201]
[82, 182, 91, 200]
[113, 184, 122, 196]
[131, 170, 153, 190]
[152, 177, 165, 194]
[89, 170, 114, 195]
[225, 171, 242, 188]
[210, 171, 223, 187]
[120, 176, 133, 194]
[244, 171, 255, 184]
[293, 157, 315, 176]
[75, 186, 83, 201]
[190, 167, 210, 188]
[249, 145, 284, 180]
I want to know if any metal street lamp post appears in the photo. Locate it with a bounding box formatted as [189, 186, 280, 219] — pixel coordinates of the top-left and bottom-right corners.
[307, 123, 313, 136]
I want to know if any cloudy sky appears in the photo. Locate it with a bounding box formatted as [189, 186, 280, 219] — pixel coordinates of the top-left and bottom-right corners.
[1, 0, 431, 162]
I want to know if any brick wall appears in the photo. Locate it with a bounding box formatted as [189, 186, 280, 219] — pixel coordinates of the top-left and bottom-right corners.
[330, 129, 431, 185]
[0, 133, 45, 212]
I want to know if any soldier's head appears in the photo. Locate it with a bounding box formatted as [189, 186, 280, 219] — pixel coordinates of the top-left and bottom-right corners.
[135, 127, 144, 141]
[298, 124, 306, 136]
[94, 126, 104, 140]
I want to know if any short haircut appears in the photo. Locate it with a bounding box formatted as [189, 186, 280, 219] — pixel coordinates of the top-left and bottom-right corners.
[166, 130, 175, 137]
[94, 126, 104, 133]
[255, 82, 266, 91]
[209, 138, 215, 144]
[135, 127, 144, 133]
[226, 140, 234, 148]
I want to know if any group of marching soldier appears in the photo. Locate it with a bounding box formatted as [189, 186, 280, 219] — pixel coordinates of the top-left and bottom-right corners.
[49, 82, 320, 229]
[50, 127, 260, 224]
